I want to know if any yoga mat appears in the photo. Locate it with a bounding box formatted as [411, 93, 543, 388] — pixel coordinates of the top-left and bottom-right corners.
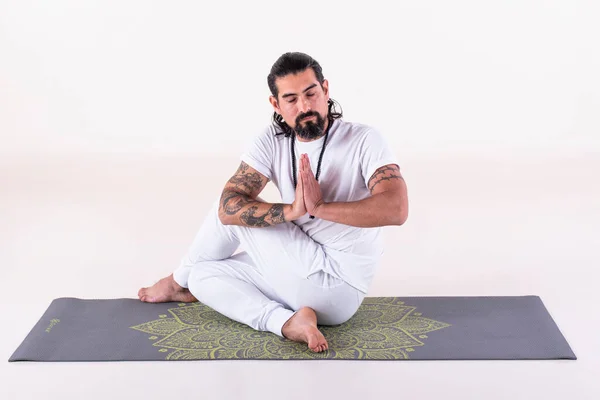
[9, 296, 576, 361]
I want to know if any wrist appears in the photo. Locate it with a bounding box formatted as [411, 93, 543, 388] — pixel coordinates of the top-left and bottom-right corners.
[283, 204, 298, 222]
[313, 201, 328, 219]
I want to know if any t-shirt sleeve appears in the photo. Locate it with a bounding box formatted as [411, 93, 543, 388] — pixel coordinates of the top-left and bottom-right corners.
[360, 128, 400, 188]
[240, 130, 273, 181]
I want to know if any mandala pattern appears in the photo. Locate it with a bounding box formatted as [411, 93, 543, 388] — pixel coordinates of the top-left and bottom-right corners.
[130, 298, 451, 360]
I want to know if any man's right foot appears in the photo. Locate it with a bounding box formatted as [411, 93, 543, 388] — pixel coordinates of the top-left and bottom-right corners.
[282, 307, 328, 352]
[138, 274, 197, 303]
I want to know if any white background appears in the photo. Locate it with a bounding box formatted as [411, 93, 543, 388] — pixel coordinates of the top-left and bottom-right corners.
[1, 0, 598, 156]
[2, 1, 599, 399]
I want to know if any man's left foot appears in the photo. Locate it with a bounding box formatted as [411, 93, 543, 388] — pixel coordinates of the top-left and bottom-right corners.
[138, 274, 197, 303]
[282, 307, 328, 352]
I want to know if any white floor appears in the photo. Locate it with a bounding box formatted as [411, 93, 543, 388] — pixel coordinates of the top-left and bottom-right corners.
[1, 151, 599, 400]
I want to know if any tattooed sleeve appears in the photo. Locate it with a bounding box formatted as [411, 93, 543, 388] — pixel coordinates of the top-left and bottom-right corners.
[219, 162, 286, 227]
[239, 204, 286, 227]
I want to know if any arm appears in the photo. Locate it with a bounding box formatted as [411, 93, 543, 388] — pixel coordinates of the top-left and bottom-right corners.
[317, 164, 408, 227]
[218, 161, 304, 227]
[300, 155, 408, 228]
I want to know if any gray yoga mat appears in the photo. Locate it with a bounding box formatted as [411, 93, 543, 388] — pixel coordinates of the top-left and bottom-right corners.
[9, 296, 576, 361]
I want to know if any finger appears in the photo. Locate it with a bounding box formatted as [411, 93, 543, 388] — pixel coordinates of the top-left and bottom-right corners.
[300, 156, 309, 177]
[304, 171, 312, 191]
[302, 157, 314, 179]
[307, 163, 316, 179]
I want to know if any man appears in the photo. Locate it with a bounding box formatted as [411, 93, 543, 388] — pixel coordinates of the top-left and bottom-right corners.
[138, 52, 408, 353]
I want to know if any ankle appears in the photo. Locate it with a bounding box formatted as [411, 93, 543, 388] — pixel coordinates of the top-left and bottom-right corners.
[168, 274, 185, 291]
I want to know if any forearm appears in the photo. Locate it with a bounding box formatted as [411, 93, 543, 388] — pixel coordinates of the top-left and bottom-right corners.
[219, 190, 294, 227]
[315, 191, 407, 228]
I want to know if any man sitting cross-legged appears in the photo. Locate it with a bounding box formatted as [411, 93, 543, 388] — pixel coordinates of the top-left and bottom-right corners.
[138, 52, 408, 352]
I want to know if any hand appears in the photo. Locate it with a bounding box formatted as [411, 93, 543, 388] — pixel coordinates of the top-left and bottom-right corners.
[289, 164, 307, 220]
[300, 154, 325, 217]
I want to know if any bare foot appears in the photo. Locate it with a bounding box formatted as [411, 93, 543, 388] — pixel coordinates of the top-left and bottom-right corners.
[282, 307, 328, 353]
[138, 274, 197, 303]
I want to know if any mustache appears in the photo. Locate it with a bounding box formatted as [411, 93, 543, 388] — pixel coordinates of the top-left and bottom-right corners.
[296, 112, 320, 124]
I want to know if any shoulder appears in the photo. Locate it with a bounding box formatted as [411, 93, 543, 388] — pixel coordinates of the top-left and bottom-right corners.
[246, 122, 288, 148]
[332, 119, 383, 145]
[265, 122, 291, 144]
[334, 118, 379, 136]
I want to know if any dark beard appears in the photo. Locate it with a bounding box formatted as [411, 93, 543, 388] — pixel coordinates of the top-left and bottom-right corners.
[293, 112, 326, 140]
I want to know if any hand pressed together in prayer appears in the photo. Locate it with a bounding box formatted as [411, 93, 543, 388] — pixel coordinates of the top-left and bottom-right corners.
[300, 153, 325, 218]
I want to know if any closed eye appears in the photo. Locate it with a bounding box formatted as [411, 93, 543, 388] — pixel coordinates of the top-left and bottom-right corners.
[286, 92, 315, 103]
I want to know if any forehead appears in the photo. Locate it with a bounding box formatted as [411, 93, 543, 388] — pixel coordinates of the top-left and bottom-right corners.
[275, 68, 319, 96]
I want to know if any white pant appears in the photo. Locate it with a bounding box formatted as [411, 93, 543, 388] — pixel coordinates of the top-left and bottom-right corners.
[173, 200, 365, 337]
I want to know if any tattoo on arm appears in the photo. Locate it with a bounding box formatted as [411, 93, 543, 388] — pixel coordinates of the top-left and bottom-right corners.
[220, 162, 266, 214]
[228, 162, 264, 193]
[240, 204, 285, 227]
[220, 162, 285, 227]
[368, 165, 402, 193]
[221, 190, 253, 215]
[267, 204, 286, 224]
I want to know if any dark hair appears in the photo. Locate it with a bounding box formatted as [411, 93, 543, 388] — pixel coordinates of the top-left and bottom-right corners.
[267, 52, 343, 137]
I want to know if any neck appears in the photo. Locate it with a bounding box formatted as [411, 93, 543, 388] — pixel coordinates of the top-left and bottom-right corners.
[295, 117, 330, 143]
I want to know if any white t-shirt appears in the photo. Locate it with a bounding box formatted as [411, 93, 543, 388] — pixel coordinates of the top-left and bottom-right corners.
[241, 118, 400, 293]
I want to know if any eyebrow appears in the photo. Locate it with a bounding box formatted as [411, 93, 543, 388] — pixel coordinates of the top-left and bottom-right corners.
[281, 83, 318, 99]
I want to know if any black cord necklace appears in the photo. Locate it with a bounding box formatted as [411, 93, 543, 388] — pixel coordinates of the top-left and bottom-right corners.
[291, 116, 333, 219]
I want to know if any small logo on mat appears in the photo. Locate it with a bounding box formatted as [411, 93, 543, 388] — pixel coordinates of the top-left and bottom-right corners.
[45, 319, 60, 333]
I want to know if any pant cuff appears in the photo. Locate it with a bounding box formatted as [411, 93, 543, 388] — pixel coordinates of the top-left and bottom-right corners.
[266, 307, 296, 338]
[172, 266, 190, 289]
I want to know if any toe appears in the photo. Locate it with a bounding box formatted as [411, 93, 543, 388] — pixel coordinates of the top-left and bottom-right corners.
[141, 295, 153, 303]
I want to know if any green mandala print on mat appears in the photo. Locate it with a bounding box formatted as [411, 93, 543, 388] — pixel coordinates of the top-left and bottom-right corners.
[130, 297, 451, 360]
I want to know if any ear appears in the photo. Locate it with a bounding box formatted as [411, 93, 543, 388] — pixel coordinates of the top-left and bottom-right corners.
[269, 95, 281, 114]
[322, 79, 330, 100]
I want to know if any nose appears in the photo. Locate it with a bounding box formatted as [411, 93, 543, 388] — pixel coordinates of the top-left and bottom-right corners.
[297, 96, 311, 114]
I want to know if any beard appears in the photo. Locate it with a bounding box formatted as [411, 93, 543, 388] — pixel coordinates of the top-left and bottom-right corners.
[293, 111, 326, 140]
